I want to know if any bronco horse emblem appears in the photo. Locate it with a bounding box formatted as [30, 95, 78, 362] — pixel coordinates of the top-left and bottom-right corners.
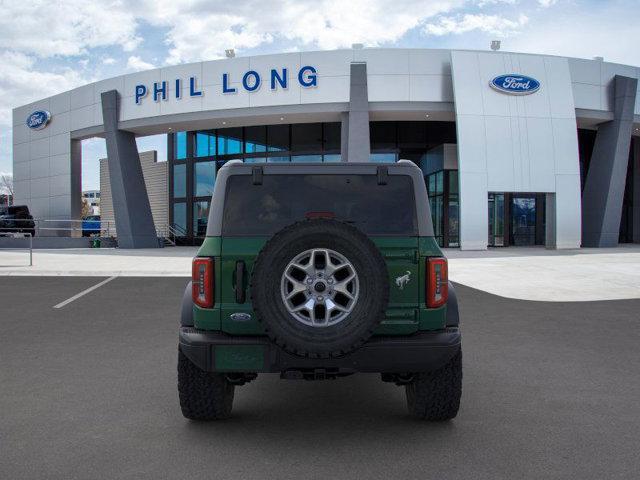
[395, 271, 411, 290]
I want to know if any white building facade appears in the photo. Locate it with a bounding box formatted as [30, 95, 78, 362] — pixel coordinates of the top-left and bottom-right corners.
[81, 189, 100, 215]
[11, 48, 640, 248]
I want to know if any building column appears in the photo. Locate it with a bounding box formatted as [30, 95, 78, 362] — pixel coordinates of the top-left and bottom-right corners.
[582, 75, 638, 247]
[340, 112, 349, 161]
[632, 138, 640, 243]
[101, 90, 158, 248]
[545, 193, 557, 248]
[68, 139, 82, 237]
[343, 62, 370, 162]
[458, 171, 488, 250]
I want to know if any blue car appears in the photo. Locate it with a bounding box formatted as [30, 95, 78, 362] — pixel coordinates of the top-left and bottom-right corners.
[82, 215, 101, 237]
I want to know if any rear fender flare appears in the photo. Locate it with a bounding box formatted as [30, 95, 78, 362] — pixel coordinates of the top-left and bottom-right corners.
[446, 281, 459, 327]
[181, 281, 194, 327]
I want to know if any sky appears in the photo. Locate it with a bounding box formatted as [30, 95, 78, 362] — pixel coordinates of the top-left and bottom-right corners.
[0, 0, 639, 191]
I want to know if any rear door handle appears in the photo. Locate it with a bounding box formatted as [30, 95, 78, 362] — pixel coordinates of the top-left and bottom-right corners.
[235, 261, 246, 303]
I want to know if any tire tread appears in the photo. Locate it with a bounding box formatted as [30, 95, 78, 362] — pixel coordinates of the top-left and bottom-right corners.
[177, 348, 234, 420]
[406, 350, 462, 421]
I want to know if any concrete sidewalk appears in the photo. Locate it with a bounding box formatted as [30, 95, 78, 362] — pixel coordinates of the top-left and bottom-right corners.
[445, 245, 640, 301]
[0, 247, 197, 277]
[1, 245, 639, 301]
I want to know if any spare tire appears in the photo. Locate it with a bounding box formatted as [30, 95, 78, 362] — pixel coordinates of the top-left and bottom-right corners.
[251, 219, 389, 358]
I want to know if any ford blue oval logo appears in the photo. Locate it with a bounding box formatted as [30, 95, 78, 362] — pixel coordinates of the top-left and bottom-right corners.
[26, 110, 51, 130]
[490, 74, 540, 95]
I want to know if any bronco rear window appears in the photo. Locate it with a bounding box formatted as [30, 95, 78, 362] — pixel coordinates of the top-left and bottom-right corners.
[222, 174, 417, 236]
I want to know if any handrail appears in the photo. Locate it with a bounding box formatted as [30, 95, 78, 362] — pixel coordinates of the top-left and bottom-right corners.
[2, 218, 191, 243]
[0, 218, 114, 237]
[155, 223, 188, 247]
[168, 223, 188, 236]
[0, 232, 33, 266]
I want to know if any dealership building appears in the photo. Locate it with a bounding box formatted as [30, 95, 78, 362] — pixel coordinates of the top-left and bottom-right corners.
[11, 48, 640, 249]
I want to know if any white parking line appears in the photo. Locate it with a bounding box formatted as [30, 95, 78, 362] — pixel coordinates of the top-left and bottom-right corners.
[53, 276, 118, 309]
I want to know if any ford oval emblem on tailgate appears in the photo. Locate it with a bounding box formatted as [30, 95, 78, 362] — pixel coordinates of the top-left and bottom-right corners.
[230, 313, 252, 322]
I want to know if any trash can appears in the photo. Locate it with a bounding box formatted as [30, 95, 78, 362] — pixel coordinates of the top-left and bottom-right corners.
[91, 238, 101, 248]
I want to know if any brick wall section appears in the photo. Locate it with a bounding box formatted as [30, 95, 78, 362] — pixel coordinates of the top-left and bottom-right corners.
[99, 150, 168, 237]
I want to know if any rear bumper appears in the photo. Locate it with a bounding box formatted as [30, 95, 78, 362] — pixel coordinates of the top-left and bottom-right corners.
[179, 327, 461, 374]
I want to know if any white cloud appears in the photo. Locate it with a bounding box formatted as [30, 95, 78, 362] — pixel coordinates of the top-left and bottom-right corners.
[133, 0, 466, 64]
[102, 57, 116, 65]
[0, 171, 12, 196]
[538, 0, 558, 7]
[475, 0, 517, 6]
[0, 51, 89, 172]
[0, 51, 87, 125]
[507, 10, 640, 66]
[3, 0, 452, 64]
[126, 55, 156, 72]
[0, 0, 141, 57]
[424, 13, 529, 36]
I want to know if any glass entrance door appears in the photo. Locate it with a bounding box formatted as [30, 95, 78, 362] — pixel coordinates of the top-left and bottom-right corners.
[488, 193, 505, 246]
[510, 196, 537, 246]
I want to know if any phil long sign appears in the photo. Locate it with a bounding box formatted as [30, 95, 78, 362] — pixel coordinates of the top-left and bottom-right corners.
[490, 74, 540, 95]
[135, 66, 318, 105]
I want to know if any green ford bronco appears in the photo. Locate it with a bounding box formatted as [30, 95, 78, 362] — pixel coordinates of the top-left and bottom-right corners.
[178, 160, 462, 421]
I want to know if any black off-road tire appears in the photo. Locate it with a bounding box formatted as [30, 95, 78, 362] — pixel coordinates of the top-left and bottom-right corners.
[178, 348, 234, 420]
[405, 350, 462, 421]
[251, 218, 389, 359]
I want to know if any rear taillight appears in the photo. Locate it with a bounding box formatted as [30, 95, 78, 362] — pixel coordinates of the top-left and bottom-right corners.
[192, 257, 214, 308]
[426, 257, 448, 308]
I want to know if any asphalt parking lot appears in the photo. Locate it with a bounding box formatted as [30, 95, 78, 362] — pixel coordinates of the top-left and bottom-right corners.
[2, 277, 640, 479]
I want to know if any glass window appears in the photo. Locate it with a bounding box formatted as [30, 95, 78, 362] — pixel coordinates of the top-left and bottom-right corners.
[429, 196, 443, 246]
[432, 196, 443, 237]
[291, 154, 322, 162]
[495, 195, 505, 239]
[370, 153, 396, 163]
[193, 201, 210, 237]
[370, 122, 397, 150]
[267, 124, 289, 152]
[244, 157, 266, 163]
[174, 131, 187, 160]
[173, 163, 186, 198]
[291, 123, 322, 151]
[488, 193, 505, 247]
[448, 198, 460, 247]
[223, 174, 417, 236]
[435, 171, 444, 195]
[195, 131, 215, 157]
[194, 161, 216, 197]
[217, 127, 242, 155]
[428, 174, 435, 195]
[245, 126, 267, 153]
[449, 170, 458, 195]
[323, 154, 341, 163]
[323, 123, 341, 151]
[173, 202, 187, 234]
